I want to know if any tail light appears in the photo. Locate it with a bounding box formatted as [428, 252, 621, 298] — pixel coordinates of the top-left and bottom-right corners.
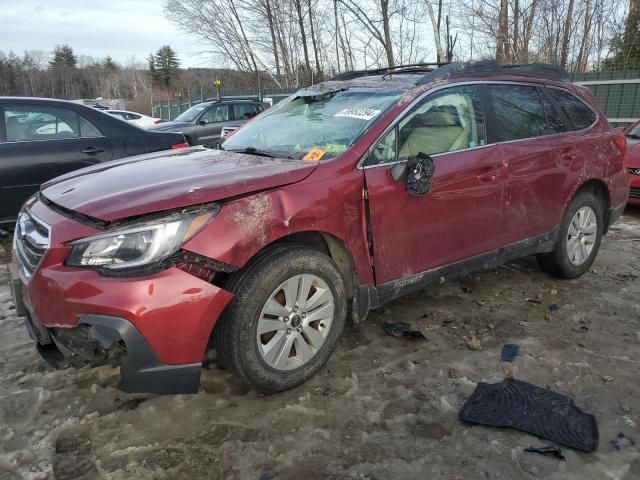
[154, 119, 162, 124]
[171, 142, 189, 149]
[613, 133, 627, 158]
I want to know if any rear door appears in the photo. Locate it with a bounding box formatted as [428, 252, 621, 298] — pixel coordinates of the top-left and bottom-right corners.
[484, 83, 562, 243]
[194, 104, 234, 144]
[0, 104, 112, 222]
[363, 84, 507, 285]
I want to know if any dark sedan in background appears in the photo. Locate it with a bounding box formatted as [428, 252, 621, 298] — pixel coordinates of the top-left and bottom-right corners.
[149, 99, 265, 145]
[0, 97, 188, 226]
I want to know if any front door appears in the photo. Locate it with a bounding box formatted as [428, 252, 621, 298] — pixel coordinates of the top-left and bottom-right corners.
[363, 84, 507, 285]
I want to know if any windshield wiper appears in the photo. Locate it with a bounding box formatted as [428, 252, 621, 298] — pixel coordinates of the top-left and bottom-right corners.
[227, 146, 293, 159]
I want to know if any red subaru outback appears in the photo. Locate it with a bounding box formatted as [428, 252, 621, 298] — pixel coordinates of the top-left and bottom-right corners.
[9, 62, 628, 394]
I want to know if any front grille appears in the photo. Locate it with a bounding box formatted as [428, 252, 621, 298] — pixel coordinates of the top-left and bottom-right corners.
[630, 187, 640, 199]
[13, 210, 50, 278]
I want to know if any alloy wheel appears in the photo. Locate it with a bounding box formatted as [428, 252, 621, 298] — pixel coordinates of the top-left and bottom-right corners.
[256, 274, 335, 370]
[566, 206, 597, 266]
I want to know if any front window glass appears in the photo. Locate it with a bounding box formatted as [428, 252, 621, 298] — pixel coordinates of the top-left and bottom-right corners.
[398, 85, 485, 159]
[174, 103, 209, 122]
[222, 88, 402, 160]
[4, 107, 79, 141]
[202, 105, 230, 123]
[628, 122, 640, 138]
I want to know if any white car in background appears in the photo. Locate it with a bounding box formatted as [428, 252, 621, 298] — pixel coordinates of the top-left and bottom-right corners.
[106, 110, 163, 128]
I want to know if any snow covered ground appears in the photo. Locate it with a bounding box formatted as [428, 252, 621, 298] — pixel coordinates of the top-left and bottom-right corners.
[1, 209, 639, 479]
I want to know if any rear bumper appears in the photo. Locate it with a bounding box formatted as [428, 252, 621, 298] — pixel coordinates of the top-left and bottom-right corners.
[9, 260, 234, 394]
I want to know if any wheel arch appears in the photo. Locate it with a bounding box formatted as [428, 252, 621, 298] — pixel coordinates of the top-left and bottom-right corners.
[571, 179, 612, 231]
[267, 231, 357, 300]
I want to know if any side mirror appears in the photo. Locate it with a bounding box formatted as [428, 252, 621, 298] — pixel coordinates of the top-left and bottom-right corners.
[197, 119, 207, 126]
[391, 154, 435, 196]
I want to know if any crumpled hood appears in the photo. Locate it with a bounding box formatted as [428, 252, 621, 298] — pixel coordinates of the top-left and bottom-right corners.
[41, 147, 318, 221]
[147, 121, 192, 132]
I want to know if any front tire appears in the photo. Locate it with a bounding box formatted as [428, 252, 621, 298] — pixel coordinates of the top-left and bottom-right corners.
[537, 190, 604, 279]
[215, 245, 347, 393]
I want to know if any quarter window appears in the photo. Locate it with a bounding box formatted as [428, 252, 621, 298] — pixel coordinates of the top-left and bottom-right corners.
[488, 84, 547, 141]
[548, 88, 597, 131]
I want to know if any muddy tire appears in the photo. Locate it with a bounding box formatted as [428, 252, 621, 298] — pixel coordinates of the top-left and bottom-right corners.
[215, 245, 347, 393]
[537, 190, 604, 279]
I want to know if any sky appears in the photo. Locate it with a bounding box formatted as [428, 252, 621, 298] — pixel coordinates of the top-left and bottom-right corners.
[0, 0, 206, 67]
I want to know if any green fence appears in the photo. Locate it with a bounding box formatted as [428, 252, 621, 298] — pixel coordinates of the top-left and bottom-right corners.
[573, 70, 640, 126]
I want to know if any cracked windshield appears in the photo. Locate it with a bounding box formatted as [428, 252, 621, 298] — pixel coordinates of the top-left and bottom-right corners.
[222, 89, 402, 160]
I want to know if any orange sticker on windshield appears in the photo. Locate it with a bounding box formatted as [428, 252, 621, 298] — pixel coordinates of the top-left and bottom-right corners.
[303, 148, 326, 162]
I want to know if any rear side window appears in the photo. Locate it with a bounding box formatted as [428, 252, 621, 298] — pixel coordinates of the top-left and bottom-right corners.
[4, 106, 79, 142]
[548, 88, 597, 131]
[234, 103, 258, 120]
[488, 84, 547, 141]
[539, 89, 567, 134]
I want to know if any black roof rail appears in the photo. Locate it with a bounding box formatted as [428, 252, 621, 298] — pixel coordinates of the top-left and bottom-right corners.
[329, 63, 447, 81]
[417, 61, 570, 84]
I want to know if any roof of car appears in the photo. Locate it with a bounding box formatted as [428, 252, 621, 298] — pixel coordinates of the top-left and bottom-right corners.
[325, 61, 572, 91]
[0, 96, 82, 105]
[200, 99, 263, 105]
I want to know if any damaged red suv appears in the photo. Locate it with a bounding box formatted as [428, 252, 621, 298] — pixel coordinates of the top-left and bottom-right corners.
[9, 62, 628, 394]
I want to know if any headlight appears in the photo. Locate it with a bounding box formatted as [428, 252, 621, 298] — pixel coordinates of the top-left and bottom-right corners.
[67, 206, 218, 270]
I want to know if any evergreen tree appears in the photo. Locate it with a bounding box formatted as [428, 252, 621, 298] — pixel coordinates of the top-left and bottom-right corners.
[153, 45, 180, 88]
[102, 55, 119, 71]
[49, 44, 77, 69]
[606, 1, 640, 70]
[146, 53, 158, 84]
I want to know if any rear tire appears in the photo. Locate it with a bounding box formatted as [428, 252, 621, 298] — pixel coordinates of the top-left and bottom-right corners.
[215, 245, 347, 393]
[537, 190, 604, 279]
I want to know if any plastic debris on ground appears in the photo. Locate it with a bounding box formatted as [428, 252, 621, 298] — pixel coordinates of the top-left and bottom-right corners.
[524, 445, 566, 460]
[501, 344, 520, 362]
[382, 322, 426, 340]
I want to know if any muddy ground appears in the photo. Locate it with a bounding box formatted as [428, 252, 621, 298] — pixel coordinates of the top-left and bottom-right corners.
[1, 208, 639, 480]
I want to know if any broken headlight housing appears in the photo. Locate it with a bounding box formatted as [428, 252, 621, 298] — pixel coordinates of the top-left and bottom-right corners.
[67, 206, 219, 271]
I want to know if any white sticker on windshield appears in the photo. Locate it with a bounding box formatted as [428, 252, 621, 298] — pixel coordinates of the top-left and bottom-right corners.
[334, 108, 381, 121]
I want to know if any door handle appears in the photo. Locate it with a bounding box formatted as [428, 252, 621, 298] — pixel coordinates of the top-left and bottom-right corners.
[82, 146, 104, 155]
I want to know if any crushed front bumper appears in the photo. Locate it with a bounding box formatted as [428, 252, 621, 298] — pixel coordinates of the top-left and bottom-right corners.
[9, 260, 234, 394]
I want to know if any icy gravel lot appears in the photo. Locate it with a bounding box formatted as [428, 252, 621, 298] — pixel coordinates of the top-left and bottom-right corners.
[1, 209, 639, 480]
